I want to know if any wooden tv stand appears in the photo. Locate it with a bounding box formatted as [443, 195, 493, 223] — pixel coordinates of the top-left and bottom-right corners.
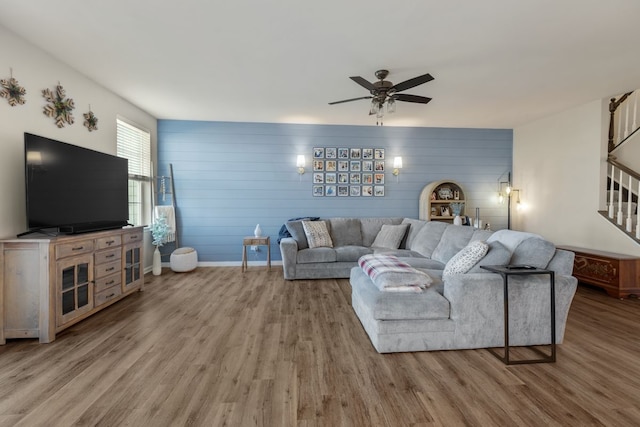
[0, 227, 144, 344]
[558, 245, 640, 299]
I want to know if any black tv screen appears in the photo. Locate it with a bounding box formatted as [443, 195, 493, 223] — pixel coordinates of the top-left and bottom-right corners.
[24, 133, 129, 234]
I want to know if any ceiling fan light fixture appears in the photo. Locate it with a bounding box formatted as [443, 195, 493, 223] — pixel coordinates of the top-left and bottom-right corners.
[369, 100, 379, 115]
[387, 98, 396, 114]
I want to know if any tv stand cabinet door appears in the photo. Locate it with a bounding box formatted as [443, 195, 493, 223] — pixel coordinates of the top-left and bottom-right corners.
[55, 254, 94, 327]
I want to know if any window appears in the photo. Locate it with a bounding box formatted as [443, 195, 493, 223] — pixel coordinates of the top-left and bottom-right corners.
[116, 117, 151, 226]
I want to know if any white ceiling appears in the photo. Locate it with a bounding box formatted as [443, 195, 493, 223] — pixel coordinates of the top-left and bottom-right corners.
[2, 0, 640, 129]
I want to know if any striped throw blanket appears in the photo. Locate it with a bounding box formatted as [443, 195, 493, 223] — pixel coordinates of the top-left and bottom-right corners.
[358, 254, 432, 292]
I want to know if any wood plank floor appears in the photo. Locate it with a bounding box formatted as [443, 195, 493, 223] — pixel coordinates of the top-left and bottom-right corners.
[1, 267, 640, 426]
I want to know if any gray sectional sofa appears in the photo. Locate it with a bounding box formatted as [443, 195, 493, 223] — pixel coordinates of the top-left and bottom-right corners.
[279, 217, 578, 353]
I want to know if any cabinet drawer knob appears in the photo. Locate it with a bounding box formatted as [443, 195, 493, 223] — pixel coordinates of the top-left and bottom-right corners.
[106, 267, 115, 272]
[106, 254, 115, 258]
[72, 246, 84, 251]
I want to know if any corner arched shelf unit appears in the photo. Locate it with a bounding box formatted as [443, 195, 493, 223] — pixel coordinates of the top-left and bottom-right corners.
[419, 180, 466, 222]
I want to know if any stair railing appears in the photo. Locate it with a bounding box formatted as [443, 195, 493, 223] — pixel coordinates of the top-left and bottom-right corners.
[607, 157, 639, 238]
[609, 90, 638, 153]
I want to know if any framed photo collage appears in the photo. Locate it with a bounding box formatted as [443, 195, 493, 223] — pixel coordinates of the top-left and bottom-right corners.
[312, 147, 385, 197]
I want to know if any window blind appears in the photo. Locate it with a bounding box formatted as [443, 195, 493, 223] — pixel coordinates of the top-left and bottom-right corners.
[116, 118, 151, 179]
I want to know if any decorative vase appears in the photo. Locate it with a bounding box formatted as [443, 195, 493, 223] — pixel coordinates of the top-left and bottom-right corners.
[453, 215, 462, 226]
[152, 246, 162, 276]
[254, 224, 262, 237]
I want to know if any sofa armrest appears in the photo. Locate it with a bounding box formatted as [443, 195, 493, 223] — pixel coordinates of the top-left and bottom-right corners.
[443, 273, 577, 345]
[279, 237, 299, 280]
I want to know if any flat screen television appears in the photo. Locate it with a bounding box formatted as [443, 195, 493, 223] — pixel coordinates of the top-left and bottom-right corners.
[24, 133, 129, 235]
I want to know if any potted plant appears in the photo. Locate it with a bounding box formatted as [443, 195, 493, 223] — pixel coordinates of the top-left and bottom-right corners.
[150, 215, 169, 275]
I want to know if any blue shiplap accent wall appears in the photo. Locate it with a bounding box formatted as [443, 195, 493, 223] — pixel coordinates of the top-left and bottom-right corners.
[158, 120, 512, 263]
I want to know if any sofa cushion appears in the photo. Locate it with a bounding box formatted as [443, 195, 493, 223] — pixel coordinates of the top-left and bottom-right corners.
[442, 240, 489, 276]
[510, 237, 556, 269]
[335, 246, 373, 262]
[431, 225, 477, 264]
[359, 254, 433, 292]
[372, 224, 409, 249]
[486, 229, 543, 252]
[297, 247, 337, 264]
[398, 257, 447, 270]
[400, 218, 427, 249]
[302, 220, 333, 248]
[329, 218, 362, 246]
[350, 268, 450, 321]
[286, 220, 315, 249]
[467, 241, 512, 273]
[409, 221, 449, 257]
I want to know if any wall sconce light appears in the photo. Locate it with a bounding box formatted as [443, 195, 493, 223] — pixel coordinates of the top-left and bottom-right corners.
[392, 156, 403, 181]
[296, 155, 306, 175]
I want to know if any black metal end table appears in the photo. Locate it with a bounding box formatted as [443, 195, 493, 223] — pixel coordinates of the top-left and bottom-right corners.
[480, 265, 556, 365]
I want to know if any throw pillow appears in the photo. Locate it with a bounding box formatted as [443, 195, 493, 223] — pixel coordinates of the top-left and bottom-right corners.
[443, 240, 489, 276]
[467, 241, 511, 273]
[286, 220, 310, 249]
[302, 220, 333, 248]
[372, 224, 409, 249]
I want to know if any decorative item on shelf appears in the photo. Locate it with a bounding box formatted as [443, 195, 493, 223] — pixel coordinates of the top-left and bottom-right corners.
[83, 105, 98, 132]
[42, 82, 75, 127]
[151, 215, 170, 276]
[392, 156, 402, 181]
[450, 202, 464, 225]
[437, 186, 453, 200]
[254, 223, 263, 237]
[0, 68, 26, 106]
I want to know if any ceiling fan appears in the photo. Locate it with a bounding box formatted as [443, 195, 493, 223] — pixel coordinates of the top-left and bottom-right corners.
[329, 69, 434, 124]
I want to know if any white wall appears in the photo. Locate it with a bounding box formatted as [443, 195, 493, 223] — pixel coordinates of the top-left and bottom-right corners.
[513, 99, 640, 256]
[0, 25, 157, 239]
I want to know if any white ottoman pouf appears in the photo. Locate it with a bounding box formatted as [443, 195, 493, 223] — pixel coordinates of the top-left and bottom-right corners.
[170, 247, 198, 272]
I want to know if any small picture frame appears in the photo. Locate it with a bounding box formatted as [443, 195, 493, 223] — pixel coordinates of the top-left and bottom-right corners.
[325, 185, 336, 196]
[313, 160, 324, 171]
[374, 148, 385, 159]
[374, 186, 385, 196]
[313, 148, 325, 159]
[362, 185, 373, 196]
[362, 173, 373, 184]
[454, 190, 460, 200]
[325, 147, 337, 159]
[350, 173, 361, 184]
[362, 160, 373, 172]
[325, 160, 337, 171]
[362, 148, 374, 159]
[374, 173, 385, 184]
[338, 160, 349, 171]
[350, 186, 361, 196]
[350, 161, 361, 171]
[337, 186, 349, 196]
[313, 185, 324, 196]
[441, 206, 451, 216]
[374, 160, 385, 171]
[337, 173, 349, 183]
[338, 148, 349, 159]
[350, 148, 361, 159]
[313, 173, 324, 184]
[325, 173, 336, 184]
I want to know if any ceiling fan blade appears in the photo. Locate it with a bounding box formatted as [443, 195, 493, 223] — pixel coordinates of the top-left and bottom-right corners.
[390, 73, 434, 92]
[394, 94, 432, 104]
[328, 96, 372, 105]
[349, 76, 376, 91]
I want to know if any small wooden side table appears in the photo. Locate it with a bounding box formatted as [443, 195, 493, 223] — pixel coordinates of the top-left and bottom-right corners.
[242, 236, 271, 272]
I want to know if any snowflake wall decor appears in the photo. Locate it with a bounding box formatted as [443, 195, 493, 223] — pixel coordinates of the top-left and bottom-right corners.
[42, 83, 75, 128]
[0, 71, 26, 106]
[83, 108, 98, 132]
